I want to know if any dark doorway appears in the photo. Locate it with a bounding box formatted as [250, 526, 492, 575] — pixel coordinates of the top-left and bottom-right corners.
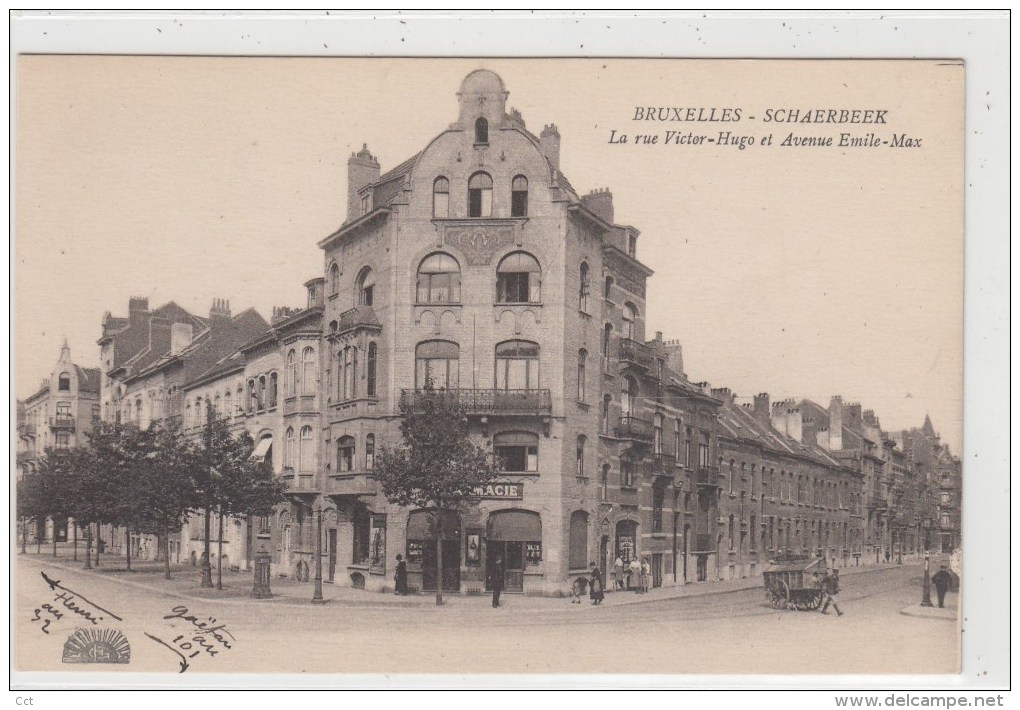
[652, 553, 663, 588]
[327, 529, 337, 583]
[599, 535, 609, 589]
[487, 541, 524, 592]
[421, 540, 461, 592]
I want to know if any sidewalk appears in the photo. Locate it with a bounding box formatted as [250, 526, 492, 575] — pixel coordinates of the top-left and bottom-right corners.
[18, 550, 904, 612]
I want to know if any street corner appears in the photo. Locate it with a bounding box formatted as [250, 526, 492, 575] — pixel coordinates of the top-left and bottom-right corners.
[899, 603, 958, 621]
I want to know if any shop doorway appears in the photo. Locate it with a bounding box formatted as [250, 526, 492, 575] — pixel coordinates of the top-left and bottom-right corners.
[421, 540, 461, 592]
[407, 510, 462, 593]
[327, 529, 337, 583]
[487, 541, 524, 592]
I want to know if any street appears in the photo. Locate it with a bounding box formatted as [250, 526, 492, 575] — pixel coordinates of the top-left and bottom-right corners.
[15, 557, 958, 676]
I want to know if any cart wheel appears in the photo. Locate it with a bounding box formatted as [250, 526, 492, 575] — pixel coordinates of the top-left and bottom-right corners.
[812, 590, 824, 610]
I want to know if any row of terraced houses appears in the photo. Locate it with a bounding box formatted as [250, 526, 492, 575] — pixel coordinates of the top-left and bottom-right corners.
[16, 70, 961, 595]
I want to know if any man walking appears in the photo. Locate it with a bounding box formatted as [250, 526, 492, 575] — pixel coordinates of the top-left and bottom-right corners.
[931, 565, 953, 608]
[821, 569, 843, 616]
[490, 555, 505, 608]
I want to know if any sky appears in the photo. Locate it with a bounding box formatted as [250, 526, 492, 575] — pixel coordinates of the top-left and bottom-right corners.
[15, 56, 963, 451]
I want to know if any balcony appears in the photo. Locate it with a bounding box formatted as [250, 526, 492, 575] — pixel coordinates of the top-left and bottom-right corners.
[616, 415, 653, 443]
[49, 415, 75, 431]
[281, 469, 318, 493]
[283, 395, 315, 416]
[399, 388, 552, 417]
[618, 337, 654, 370]
[325, 472, 378, 497]
[693, 533, 714, 554]
[651, 452, 678, 480]
[18, 423, 36, 437]
[867, 495, 889, 511]
[695, 465, 721, 488]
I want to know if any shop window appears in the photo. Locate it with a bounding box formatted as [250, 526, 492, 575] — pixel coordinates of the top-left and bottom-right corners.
[495, 340, 540, 391]
[370, 515, 386, 574]
[474, 117, 488, 144]
[578, 261, 590, 312]
[352, 509, 370, 565]
[356, 267, 375, 307]
[495, 431, 539, 472]
[511, 175, 528, 217]
[615, 519, 638, 563]
[496, 251, 541, 303]
[468, 172, 492, 218]
[366, 342, 378, 398]
[415, 340, 459, 390]
[416, 252, 461, 304]
[337, 435, 355, 473]
[432, 177, 450, 218]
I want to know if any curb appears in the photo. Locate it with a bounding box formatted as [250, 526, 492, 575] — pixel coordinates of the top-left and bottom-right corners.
[898, 605, 958, 621]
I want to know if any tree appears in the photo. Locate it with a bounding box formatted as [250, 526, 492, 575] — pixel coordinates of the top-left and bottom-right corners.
[16, 471, 47, 554]
[374, 382, 503, 605]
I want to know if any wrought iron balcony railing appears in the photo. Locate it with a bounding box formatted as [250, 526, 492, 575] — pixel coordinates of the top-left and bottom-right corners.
[651, 452, 678, 479]
[616, 415, 653, 443]
[695, 465, 721, 488]
[399, 388, 552, 417]
[617, 337, 655, 370]
[49, 415, 75, 431]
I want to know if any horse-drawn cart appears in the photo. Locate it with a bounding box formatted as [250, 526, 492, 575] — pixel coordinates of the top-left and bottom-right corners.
[763, 555, 826, 610]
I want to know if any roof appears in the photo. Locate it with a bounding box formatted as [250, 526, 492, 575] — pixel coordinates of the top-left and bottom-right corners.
[180, 309, 271, 388]
[106, 301, 205, 371]
[716, 396, 844, 469]
[75, 366, 101, 393]
[798, 399, 865, 450]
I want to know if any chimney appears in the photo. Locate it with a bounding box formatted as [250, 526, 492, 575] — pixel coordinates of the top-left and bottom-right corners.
[846, 402, 862, 424]
[786, 406, 803, 443]
[828, 396, 844, 451]
[711, 387, 733, 403]
[753, 392, 770, 423]
[540, 124, 561, 172]
[209, 298, 232, 320]
[170, 322, 193, 355]
[129, 296, 149, 314]
[770, 401, 788, 435]
[305, 277, 325, 309]
[347, 144, 380, 222]
[581, 187, 614, 224]
[664, 339, 684, 376]
[802, 417, 817, 446]
[816, 425, 830, 450]
[509, 107, 526, 128]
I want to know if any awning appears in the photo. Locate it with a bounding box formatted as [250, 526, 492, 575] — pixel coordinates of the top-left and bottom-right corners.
[250, 436, 273, 461]
[406, 510, 461, 540]
[487, 510, 542, 542]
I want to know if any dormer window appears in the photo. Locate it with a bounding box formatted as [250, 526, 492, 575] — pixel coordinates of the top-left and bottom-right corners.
[361, 193, 371, 216]
[58, 372, 70, 391]
[474, 117, 488, 144]
[468, 172, 492, 218]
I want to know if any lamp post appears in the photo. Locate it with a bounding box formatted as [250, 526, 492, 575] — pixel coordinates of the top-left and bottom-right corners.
[312, 504, 324, 603]
[921, 551, 933, 607]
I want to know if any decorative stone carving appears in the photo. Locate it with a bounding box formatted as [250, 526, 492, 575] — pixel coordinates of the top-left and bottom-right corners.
[444, 225, 515, 265]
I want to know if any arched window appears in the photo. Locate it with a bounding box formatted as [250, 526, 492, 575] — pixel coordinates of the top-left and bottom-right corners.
[602, 323, 613, 369]
[329, 263, 340, 295]
[302, 347, 316, 396]
[576, 349, 587, 402]
[578, 262, 590, 312]
[366, 342, 378, 398]
[286, 350, 297, 397]
[576, 435, 586, 477]
[337, 435, 355, 473]
[621, 376, 637, 417]
[136, 398, 143, 425]
[729, 459, 736, 493]
[474, 117, 488, 144]
[604, 275, 614, 300]
[494, 431, 539, 472]
[235, 384, 243, 415]
[339, 346, 358, 400]
[653, 413, 664, 454]
[511, 175, 528, 217]
[496, 251, 541, 303]
[495, 340, 540, 391]
[602, 395, 611, 435]
[623, 303, 639, 341]
[432, 177, 450, 218]
[365, 434, 375, 470]
[284, 427, 295, 469]
[299, 426, 314, 472]
[468, 171, 492, 218]
[224, 390, 232, 418]
[601, 464, 610, 500]
[58, 372, 71, 391]
[214, 394, 221, 415]
[416, 252, 461, 304]
[356, 267, 375, 307]
[258, 376, 266, 411]
[268, 373, 278, 408]
[415, 340, 459, 390]
[568, 510, 589, 570]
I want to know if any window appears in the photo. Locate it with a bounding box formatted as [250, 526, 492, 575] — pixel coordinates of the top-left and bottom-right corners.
[339, 346, 358, 400]
[258, 376, 266, 410]
[136, 398, 142, 425]
[729, 460, 736, 493]
[495, 431, 539, 472]
[302, 347, 316, 396]
[474, 117, 488, 144]
[56, 401, 71, 417]
[356, 267, 375, 307]
[699, 431, 710, 467]
[336, 436, 355, 473]
[56, 431, 70, 449]
[623, 303, 638, 341]
[58, 372, 71, 391]
[353, 509, 370, 565]
[652, 484, 665, 533]
[576, 435, 586, 477]
[416, 252, 461, 304]
[622, 457, 636, 487]
[728, 515, 735, 549]
[415, 340, 459, 390]
[360, 193, 371, 216]
[329, 263, 340, 295]
[224, 390, 233, 418]
[366, 342, 378, 398]
[365, 434, 375, 470]
[621, 376, 637, 417]
[286, 350, 297, 397]
[496, 251, 541, 303]
[628, 233, 637, 257]
[284, 427, 295, 469]
[468, 171, 492, 217]
[213, 394, 221, 415]
[299, 426, 314, 472]
[578, 262, 590, 312]
[654, 414, 663, 454]
[604, 275, 614, 300]
[939, 491, 951, 505]
[601, 395, 611, 434]
[602, 323, 613, 369]
[91, 404, 101, 421]
[601, 464, 610, 500]
[577, 349, 587, 402]
[674, 419, 682, 463]
[511, 175, 528, 217]
[432, 177, 450, 218]
[268, 373, 278, 408]
[495, 340, 540, 391]
[568, 511, 589, 570]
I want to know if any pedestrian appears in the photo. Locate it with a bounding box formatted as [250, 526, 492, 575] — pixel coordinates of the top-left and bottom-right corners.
[885, 549, 891, 564]
[588, 562, 605, 605]
[641, 557, 651, 593]
[614, 556, 625, 590]
[821, 569, 843, 616]
[570, 577, 582, 604]
[931, 565, 952, 608]
[394, 554, 408, 595]
[489, 555, 505, 608]
[629, 556, 641, 592]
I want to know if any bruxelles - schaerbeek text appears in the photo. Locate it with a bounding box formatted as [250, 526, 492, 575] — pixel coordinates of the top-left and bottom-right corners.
[606, 107, 922, 151]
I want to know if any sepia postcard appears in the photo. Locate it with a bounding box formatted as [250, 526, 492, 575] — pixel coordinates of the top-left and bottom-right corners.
[9, 11, 1009, 695]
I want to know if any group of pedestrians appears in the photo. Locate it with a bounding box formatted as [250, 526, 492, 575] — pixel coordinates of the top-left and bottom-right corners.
[611, 555, 651, 593]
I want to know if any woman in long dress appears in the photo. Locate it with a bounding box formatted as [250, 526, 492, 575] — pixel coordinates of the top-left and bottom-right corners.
[588, 562, 605, 605]
[394, 554, 408, 595]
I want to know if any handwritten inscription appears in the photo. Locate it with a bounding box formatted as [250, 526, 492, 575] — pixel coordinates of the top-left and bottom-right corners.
[147, 605, 236, 673]
[31, 572, 123, 637]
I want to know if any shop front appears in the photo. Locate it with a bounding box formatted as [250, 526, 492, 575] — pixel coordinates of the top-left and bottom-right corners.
[485, 509, 542, 593]
[406, 509, 461, 592]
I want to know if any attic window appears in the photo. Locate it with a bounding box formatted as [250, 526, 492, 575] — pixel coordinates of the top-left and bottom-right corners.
[474, 117, 489, 144]
[361, 193, 371, 216]
[58, 372, 71, 391]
